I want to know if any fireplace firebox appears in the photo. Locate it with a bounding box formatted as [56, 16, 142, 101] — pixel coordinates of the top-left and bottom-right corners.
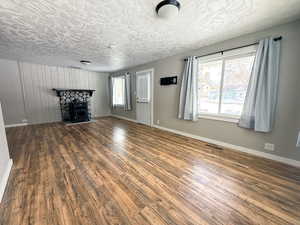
[53, 89, 95, 123]
[69, 101, 89, 123]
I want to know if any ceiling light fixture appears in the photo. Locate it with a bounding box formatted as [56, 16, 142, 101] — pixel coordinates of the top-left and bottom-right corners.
[107, 44, 116, 49]
[80, 60, 91, 65]
[156, 0, 181, 19]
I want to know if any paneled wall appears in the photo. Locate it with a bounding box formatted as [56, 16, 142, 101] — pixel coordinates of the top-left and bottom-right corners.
[0, 59, 110, 125]
[0, 102, 12, 202]
[0, 59, 27, 125]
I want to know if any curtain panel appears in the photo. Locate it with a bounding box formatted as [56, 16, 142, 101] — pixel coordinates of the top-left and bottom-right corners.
[109, 76, 114, 108]
[238, 37, 281, 132]
[124, 73, 132, 111]
[178, 56, 199, 121]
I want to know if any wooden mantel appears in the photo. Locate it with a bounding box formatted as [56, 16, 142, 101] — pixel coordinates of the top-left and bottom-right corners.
[52, 88, 95, 97]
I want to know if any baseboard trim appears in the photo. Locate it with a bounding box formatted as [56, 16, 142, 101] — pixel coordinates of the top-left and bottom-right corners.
[111, 114, 137, 123]
[93, 114, 112, 118]
[5, 115, 112, 127]
[5, 123, 28, 128]
[153, 125, 300, 168]
[0, 159, 13, 203]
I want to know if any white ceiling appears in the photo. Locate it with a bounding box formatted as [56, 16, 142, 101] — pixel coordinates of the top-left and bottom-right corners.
[0, 0, 300, 72]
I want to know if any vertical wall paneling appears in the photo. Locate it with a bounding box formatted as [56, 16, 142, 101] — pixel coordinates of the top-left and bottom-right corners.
[0, 59, 26, 125]
[0, 102, 12, 202]
[1, 61, 111, 125]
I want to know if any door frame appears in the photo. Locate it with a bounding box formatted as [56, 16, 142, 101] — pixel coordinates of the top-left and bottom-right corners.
[135, 68, 154, 127]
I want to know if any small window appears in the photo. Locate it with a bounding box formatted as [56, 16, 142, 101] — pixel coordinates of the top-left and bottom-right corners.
[112, 76, 125, 106]
[198, 49, 255, 120]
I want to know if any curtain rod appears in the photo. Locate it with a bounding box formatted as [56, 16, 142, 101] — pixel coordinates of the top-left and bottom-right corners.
[184, 36, 282, 61]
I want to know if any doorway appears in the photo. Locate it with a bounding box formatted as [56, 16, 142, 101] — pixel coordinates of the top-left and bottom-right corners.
[136, 69, 154, 126]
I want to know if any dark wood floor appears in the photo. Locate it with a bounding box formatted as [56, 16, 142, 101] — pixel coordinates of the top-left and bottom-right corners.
[0, 117, 300, 225]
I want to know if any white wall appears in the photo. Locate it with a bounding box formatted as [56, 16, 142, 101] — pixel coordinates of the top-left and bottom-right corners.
[0, 59, 111, 125]
[0, 102, 12, 202]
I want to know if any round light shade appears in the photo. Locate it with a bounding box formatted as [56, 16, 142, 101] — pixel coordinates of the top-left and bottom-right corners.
[80, 60, 91, 65]
[156, 0, 180, 19]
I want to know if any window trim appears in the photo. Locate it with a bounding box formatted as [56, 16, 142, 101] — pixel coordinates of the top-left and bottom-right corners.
[197, 51, 256, 122]
[199, 113, 239, 123]
[112, 75, 125, 107]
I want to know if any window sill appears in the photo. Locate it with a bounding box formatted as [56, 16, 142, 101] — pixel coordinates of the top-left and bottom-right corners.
[198, 114, 239, 123]
[113, 105, 125, 108]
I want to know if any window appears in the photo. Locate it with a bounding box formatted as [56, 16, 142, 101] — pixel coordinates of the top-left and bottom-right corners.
[198, 49, 255, 120]
[112, 76, 125, 106]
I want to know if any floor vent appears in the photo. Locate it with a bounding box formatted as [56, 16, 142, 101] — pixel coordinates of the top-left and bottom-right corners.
[206, 143, 223, 150]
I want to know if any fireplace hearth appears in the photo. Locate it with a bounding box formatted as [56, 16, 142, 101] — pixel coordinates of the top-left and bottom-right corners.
[53, 89, 95, 123]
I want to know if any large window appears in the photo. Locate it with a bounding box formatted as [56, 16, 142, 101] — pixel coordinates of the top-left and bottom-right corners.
[198, 49, 255, 120]
[112, 76, 125, 106]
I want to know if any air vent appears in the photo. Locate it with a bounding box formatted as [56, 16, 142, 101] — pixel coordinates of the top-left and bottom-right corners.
[205, 143, 223, 150]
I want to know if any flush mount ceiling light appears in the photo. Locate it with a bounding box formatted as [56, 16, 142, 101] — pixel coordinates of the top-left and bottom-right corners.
[156, 0, 181, 19]
[107, 44, 116, 49]
[80, 60, 91, 65]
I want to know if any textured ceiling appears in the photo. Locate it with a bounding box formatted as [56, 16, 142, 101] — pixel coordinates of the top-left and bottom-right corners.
[0, 0, 300, 72]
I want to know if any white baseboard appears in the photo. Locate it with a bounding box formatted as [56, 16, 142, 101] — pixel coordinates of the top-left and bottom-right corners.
[93, 114, 112, 118]
[5, 114, 110, 128]
[5, 123, 28, 128]
[111, 114, 137, 123]
[153, 125, 300, 168]
[0, 159, 13, 203]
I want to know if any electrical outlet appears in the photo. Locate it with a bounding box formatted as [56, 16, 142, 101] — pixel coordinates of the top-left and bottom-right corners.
[157, 120, 160, 125]
[296, 131, 300, 147]
[264, 143, 275, 151]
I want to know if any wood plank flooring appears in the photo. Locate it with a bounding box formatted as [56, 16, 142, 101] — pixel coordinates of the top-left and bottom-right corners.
[0, 117, 300, 225]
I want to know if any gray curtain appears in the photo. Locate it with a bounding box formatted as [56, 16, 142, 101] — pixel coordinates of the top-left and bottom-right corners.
[109, 76, 114, 108]
[124, 73, 132, 111]
[239, 37, 281, 132]
[178, 56, 199, 121]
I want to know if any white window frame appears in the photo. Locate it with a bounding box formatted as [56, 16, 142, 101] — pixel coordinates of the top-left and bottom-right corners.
[198, 46, 256, 123]
[112, 76, 125, 107]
